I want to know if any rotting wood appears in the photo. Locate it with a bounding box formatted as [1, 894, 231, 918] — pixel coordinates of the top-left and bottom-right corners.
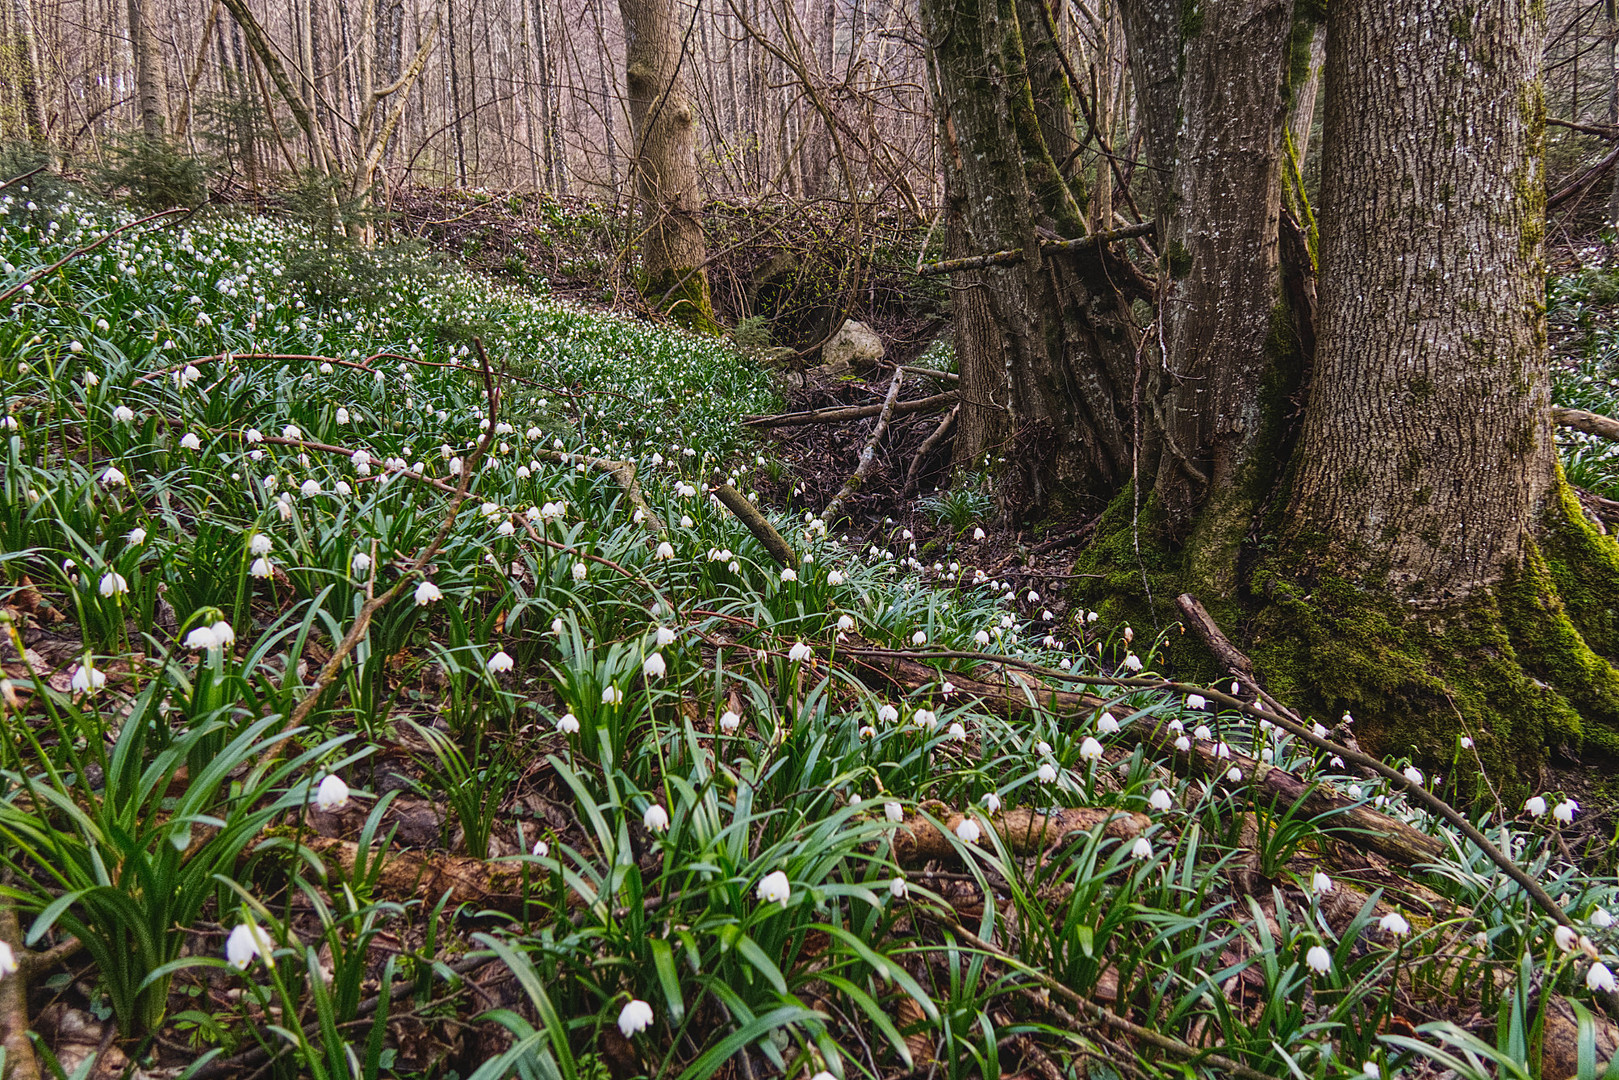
[743, 391, 957, 428]
[915, 220, 1158, 277]
[1554, 405, 1619, 442]
[822, 367, 906, 525]
[710, 481, 798, 567]
[892, 803, 1147, 863]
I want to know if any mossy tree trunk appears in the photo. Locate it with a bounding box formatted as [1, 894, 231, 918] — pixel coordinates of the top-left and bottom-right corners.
[619, 0, 718, 332]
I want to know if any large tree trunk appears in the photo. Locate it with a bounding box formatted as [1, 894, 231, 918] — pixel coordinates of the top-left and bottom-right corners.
[1285, 0, 1554, 600]
[127, 0, 165, 136]
[619, 0, 717, 331]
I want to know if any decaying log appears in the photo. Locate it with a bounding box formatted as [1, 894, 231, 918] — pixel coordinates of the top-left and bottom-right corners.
[710, 481, 798, 567]
[294, 836, 529, 911]
[743, 391, 957, 429]
[822, 368, 905, 525]
[1554, 405, 1619, 442]
[892, 803, 1147, 864]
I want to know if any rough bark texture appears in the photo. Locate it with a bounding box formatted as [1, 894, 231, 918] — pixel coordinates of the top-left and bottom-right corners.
[620, 0, 717, 331]
[1152, 0, 1297, 539]
[127, 0, 165, 136]
[1116, 0, 1178, 217]
[1285, 0, 1554, 602]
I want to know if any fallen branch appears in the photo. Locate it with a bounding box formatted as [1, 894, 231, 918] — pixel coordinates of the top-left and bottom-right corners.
[893, 804, 1146, 864]
[0, 903, 40, 1080]
[902, 405, 958, 497]
[1550, 141, 1619, 210]
[743, 391, 956, 429]
[0, 206, 195, 310]
[823, 368, 905, 525]
[710, 482, 798, 567]
[1554, 405, 1619, 442]
[900, 366, 959, 383]
[916, 221, 1157, 278]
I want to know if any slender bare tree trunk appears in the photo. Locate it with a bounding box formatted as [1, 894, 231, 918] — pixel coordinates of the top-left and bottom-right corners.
[10, 0, 49, 149]
[618, 0, 716, 328]
[127, 0, 164, 135]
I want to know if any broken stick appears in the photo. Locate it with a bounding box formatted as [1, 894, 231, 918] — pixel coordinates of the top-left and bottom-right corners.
[822, 367, 905, 525]
[743, 391, 956, 428]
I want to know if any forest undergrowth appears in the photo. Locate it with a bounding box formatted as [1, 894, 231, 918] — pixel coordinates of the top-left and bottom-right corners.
[2, 183, 1618, 1080]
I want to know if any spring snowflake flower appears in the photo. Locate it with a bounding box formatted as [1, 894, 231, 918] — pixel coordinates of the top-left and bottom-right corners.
[1124, 653, 1142, 672]
[99, 571, 129, 596]
[185, 625, 220, 651]
[282, 425, 302, 441]
[1149, 788, 1173, 812]
[487, 650, 514, 674]
[1525, 795, 1548, 817]
[885, 802, 904, 823]
[655, 626, 676, 647]
[1311, 871, 1334, 896]
[947, 721, 967, 740]
[954, 818, 982, 844]
[69, 657, 106, 694]
[127, 526, 147, 545]
[314, 774, 350, 811]
[654, 541, 675, 561]
[335, 408, 350, 425]
[244, 427, 263, 443]
[1554, 799, 1579, 824]
[300, 479, 321, 498]
[1036, 762, 1058, 784]
[602, 685, 623, 705]
[1305, 945, 1332, 975]
[1460, 735, 1474, 749]
[643, 653, 666, 678]
[531, 839, 550, 858]
[1362, 1063, 1380, 1079]
[617, 999, 654, 1037]
[982, 792, 1002, 814]
[414, 581, 442, 605]
[100, 465, 126, 486]
[827, 570, 845, 586]
[1589, 962, 1617, 994]
[756, 870, 791, 906]
[556, 712, 580, 733]
[877, 703, 899, 724]
[719, 710, 741, 732]
[572, 561, 588, 582]
[1402, 766, 1424, 787]
[1379, 911, 1411, 937]
[1193, 724, 1212, 741]
[642, 804, 670, 833]
[212, 620, 235, 647]
[1174, 735, 1192, 752]
[249, 533, 273, 556]
[0, 941, 15, 979]
[180, 432, 201, 450]
[911, 630, 928, 646]
[1097, 715, 1119, 735]
[788, 642, 813, 663]
[973, 527, 986, 540]
[1131, 837, 1153, 860]
[780, 567, 798, 582]
[913, 709, 937, 730]
[226, 921, 273, 969]
[1079, 736, 1103, 762]
[1593, 907, 1613, 929]
[250, 557, 274, 579]
[112, 405, 135, 422]
[889, 876, 908, 899]
[351, 552, 372, 576]
[1556, 925, 1579, 952]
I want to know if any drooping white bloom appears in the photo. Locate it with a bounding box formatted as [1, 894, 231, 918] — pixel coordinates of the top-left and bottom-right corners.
[1131, 837, 1152, 860]
[99, 571, 128, 596]
[282, 424, 302, 441]
[877, 704, 899, 724]
[827, 570, 845, 586]
[617, 999, 654, 1037]
[1227, 767, 1242, 783]
[955, 818, 982, 843]
[655, 626, 676, 647]
[69, 658, 106, 694]
[1460, 735, 1474, 749]
[1174, 735, 1191, 752]
[885, 802, 904, 823]
[911, 630, 928, 646]
[1593, 907, 1613, 929]
[913, 709, 937, 730]
[1124, 654, 1142, 672]
[127, 526, 147, 545]
[212, 620, 235, 647]
[654, 541, 675, 561]
[642, 804, 670, 833]
[249, 533, 273, 556]
[414, 580, 442, 605]
[889, 876, 908, 899]
[1193, 724, 1212, 741]
[572, 561, 588, 582]
[642, 653, 666, 678]
[1097, 715, 1119, 735]
[1079, 736, 1103, 762]
[1305, 945, 1332, 974]
[531, 839, 550, 858]
[1311, 871, 1334, 896]
[788, 642, 813, 663]
[184, 625, 220, 651]
[314, 774, 350, 811]
[1379, 911, 1411, 937]
[100, 465, 126, 487]
[300, 479, 321, 498]
[982, 792, 1001, 814]
[1589, 962, 1617, 994]
[226, 921, 273, 969]
[947, 721, 967, 740]
[1149, 789, 1173, 812]
[487, 650, 514, 674]
[973, 527, 986, 540]
[1036, 762, 1058, 784]
[780, 567, 798, 582]
[1362, 1063, 1380, 1079]
[1555, 924, 1579, 952]
[112, 405, 135, 422]
[756, 870, 791, 906]
[1525, 795, 1548, 817]
[556, 712, 580, 733]
[602, 685, 623, 705]
[249, 557, 274, 579]
[1554, 799, 1579, 825]
[244, 427, 263, 443]
[1402, 766, 1424, 787]
[719, 710, 741, 732]
[180, 432, 201, 450]
[0, 942, 16, 979]
[351, 551, 372, 576]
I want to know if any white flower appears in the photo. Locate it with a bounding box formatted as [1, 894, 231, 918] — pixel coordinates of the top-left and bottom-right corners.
[249, 533, 273, 556]
[889, 876, 908, 899]
[1174, 735, 1191, 752]
[913, 709, 937, 730]
[100, 465, 126, 487]
[212, 620, 235, 647]
[1124, 653, 1142, 672]
[69, 658, 106, 694]
[184, 625, 220, 651]
[335, 408, 350, 425]
[0, 941, 15, 979]
[282, 425, 302, 441]
[1593, 907, 1613, 929]
[877, 704, 899, 724]
[299, 479, 321, 498]
[617, 999, 654, 1037]
[226, 921, 273, 969]
[99, 571, 128, 596]
[244, 427, 263, 443]
[974, 630, 991, 646]
[414, 581, 442, 605]
[1036, 740, 1052, 755]
[719, 710, 741, 732]
[1525, 795, 1548, 817]
[788, 642, 813, 663]
[572, 561, 588, 582]
[955, 818, 981, 843]
[249, 557, 274, 579]
[1362, 1063, 1380, 1079]
[1227, 767, 1242, 782]
[1311, 871, 1334, 896]
[1379, 911, 1410, 937]
[602, 685, 623, 705]
[780, 568, 798, 582]
[1036, 762, 1058, 784]
[351, 552, 372, 576]
[973, 527, 986, 540]
[1402, 766, 1424, 787]
[1589, 962, 1617, 994]
[756, 870, 791, 906]
[1193, 724, 1212, 741]
[947, 721, 967, 740]
[1097, 715, 1119, 735]
[885, 802, 904, 823]
[642, 804, 670, 833]
[827, 570, 845, 586]
[314, 774, 350, 811]
[911, 630, 927, 646]
[180, 432, 202, 450]
[127, 526, 147, 545]
[654, 541, 675, 561]
[982, 792, 1001, 814]
[1557, 925, 1579, 952]
[1305, 945, 1332, 974]
[643, 653, 666, 678]
[556, 712, 580, 733]
[112, 405, 135, 422]
[1149, 788, 1172, 812]
[487, 650, 514, 674]
[1131, 837, 1152, 860]
[1554, 799, 1579, 825]
[1079, 736, 1103, 762]
[1459, 735, 1474, 749]
[531, 839, 550, 858]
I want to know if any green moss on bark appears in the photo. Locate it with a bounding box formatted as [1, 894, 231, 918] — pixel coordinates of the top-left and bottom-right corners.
[644, 269, 719, 334]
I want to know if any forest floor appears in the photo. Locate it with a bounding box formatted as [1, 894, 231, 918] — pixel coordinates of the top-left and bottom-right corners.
[1, 182, 1618, 1080]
